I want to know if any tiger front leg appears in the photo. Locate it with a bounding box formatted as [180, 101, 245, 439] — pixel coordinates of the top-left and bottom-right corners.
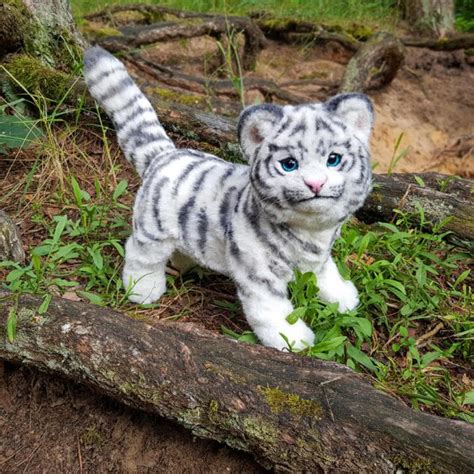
[236, 282, 315, 351]
[316, 256, 359, 312]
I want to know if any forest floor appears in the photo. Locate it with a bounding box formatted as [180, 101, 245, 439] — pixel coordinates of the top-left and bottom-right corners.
[0, 19, 473, 474]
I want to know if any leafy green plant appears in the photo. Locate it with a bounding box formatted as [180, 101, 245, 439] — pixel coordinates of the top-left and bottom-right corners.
[1, 178, 133, 308]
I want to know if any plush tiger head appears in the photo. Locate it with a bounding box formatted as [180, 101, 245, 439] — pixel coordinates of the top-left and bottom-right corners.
[238, 93, 374, 228]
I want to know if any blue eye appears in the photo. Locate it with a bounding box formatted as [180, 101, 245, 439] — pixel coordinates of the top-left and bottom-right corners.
[327, 152, 342, 167]
[280, 158, 299, 172]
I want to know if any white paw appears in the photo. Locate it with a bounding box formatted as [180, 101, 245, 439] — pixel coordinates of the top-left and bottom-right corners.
[320, 279, 359, 313]
[255, 319, 315, 351]
[123, 271, 166, 305]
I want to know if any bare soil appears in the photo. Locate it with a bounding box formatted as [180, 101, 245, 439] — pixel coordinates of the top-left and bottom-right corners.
[0, 363, 263, 473]
[1, 29, 473, 473]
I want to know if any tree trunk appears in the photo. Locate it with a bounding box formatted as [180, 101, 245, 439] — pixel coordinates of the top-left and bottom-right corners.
[0, 291, 473, 472]
[402, 0, 455, 37]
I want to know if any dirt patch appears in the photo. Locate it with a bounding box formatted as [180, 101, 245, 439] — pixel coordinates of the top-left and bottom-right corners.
[0, 363, 263, 473]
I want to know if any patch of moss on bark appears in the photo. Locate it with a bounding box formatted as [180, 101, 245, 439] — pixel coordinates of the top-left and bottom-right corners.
[4, 54, 74, 102]
[259, 386, 324, 419]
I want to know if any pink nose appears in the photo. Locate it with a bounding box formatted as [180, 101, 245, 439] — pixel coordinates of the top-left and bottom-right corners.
[304, 178, 327, 194]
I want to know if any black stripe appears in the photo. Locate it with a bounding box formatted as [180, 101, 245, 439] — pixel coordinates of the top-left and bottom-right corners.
[197, 207, 208, 251]
[277, 224, 321, 255]
[178, 196, 196, 230]
[172, 161, 203, 195]
[114, 105, 155, 129]
[98, 77, 135, 103]
[87, 65, 123, 89]
[151, 177, 170, 232]
[289, 119, 306, 137]
[219, 186, 236, 230]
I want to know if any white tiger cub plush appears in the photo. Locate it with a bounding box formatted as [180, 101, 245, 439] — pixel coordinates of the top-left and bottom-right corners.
[84, 47, 373, 351]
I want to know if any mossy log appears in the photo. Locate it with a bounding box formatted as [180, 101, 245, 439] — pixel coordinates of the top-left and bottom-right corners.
[402, 33, 474, 51]
[0, 291, 473, 472]
[0, 211, 25, 263]
[88, 5, 266, 71]
[339, 32, 405, 93]
[357, 172, 474, 249]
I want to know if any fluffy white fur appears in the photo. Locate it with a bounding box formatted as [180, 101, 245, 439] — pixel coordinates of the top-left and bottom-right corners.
[84, 47, 374, 351]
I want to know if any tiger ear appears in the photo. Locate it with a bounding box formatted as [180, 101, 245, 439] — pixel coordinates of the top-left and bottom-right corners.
[237, 104, 283, 162]
[325, 93, 374, 144]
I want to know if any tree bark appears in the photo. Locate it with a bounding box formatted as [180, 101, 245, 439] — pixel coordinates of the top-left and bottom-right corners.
[0, 211, 25, 263]
[0, 291, 473, 472]
[401, 0, 455, 37]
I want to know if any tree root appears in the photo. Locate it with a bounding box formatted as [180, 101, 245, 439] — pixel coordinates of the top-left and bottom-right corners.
[339, 32, 405, 92]
[86, 4, 267, 71]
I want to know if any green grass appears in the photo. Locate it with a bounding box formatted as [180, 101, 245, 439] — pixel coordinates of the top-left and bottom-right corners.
[71, 0, 398, 27]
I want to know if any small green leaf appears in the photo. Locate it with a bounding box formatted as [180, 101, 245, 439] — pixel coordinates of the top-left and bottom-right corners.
[310, 336, 347, 354]
[6, 306, 17, 343]
[414, 175, 426, 187]
[77, 291, 104, 306]
[347, 344, 377, 372]
[462, 391, 474, 405]
[286, 307, 306, 324]
[113, 180, 128, 200]
[38, 294, 52, 315]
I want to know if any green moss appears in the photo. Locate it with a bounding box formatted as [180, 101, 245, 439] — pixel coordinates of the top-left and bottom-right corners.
[81, 426, 105, 447]
[0, 1, 30, 55]
[4, 54, 73, 102]
[345, 23, 374, 40]
[150, 87, 206, 108]
[259, 387, 324, 419]
[258, 18, 295, 31]
[391, 455, 438, 473]
[208, 399, 220, 423]
[241, 415, 279, 443]
[80, 20, 122, 40]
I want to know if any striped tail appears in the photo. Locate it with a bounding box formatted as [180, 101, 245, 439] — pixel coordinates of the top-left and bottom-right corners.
[84, 46, 175, 177]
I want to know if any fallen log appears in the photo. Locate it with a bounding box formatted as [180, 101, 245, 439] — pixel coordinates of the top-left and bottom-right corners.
[357, 173, 474, 249]
[0, 291, 473, 472]
[339, 32, 405, 92]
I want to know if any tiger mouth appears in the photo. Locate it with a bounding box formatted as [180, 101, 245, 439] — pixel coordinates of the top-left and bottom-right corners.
[297, 192, 343, 202]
